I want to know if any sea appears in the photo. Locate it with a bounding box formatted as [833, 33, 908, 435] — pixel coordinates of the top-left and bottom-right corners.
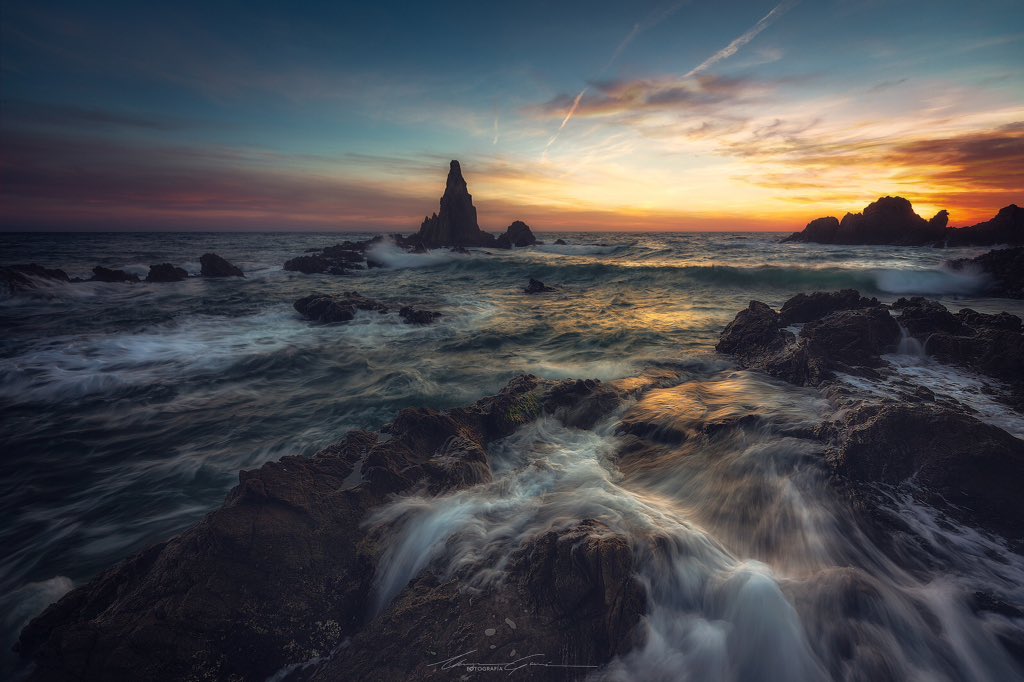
[2, 231, 1023, 680]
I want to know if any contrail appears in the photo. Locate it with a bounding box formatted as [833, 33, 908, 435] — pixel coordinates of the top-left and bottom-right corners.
[684, 0, 799, 79]
[545, 88, 586, 153]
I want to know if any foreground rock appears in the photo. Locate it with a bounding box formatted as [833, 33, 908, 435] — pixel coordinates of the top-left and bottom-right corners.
[17, 376, 632, 681]
[145, 263, 188, 282]
[948, 246, 1024, 298]
[0, 264, 72, 293]
[199, 253, 244, 278]
[783, 196, 948, 245]
[294, 292, 441, 325]
[90, 266, 140, 283]
[524, 278, 556, 294]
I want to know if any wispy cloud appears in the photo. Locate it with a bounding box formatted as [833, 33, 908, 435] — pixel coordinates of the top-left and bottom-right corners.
[683, 0, 799, 79]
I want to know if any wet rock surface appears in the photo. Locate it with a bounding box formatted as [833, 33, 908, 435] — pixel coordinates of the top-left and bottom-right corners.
[948, 246, 1024, 298]
[144, 263, 188, 282]
[90, 266, 140, 283]
[0, 264, 73, 293]
[293, 292, 389, 323]
[524, 278, 556, 294]
[16, 376, 629, 681]
[199, 253, 244, 278]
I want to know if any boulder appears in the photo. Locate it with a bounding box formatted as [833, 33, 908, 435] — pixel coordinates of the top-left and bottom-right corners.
[0, 264, 72, 293]
[779, 289, 879, 325]
[948, 247, 1024, 298]
[416, 161, 496, 248]
[495, 220, 537, 248]
[199, 253, 244, 278]
[524, 278, 555, 294]
[554, 238, 568, 245]
[90, 266, 140, 283]
[284, 254, 331, 274]
[17, 376, 626, 682]
[144, 263, 188, 282]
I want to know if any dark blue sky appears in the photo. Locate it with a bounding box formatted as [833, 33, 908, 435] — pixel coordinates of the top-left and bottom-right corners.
[2, 0, 1022, 230]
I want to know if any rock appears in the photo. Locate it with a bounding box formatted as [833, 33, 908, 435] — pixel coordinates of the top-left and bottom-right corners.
[494, 220, 537, 249]
[294, 292, 389, 323]
[0, 264, 72, 293]
[717, 292, 899, 386]
[524, 278, 555, 294]
[284, 254, 331, 274]
[90, 266, 140, 283]
[783, 197, 948, 245]
[956, 309, 1022, 332]
[398, 306, 442, 325]
[17, 376, 625, 681]
[199, 253, 244, 277]
[948, 247, 1024, 298]
[416, 161, 496, 248]
[779, 289, 880, 325]
[891, 297, 964, 335]
[554, 238, 567, 245]
[823, 402, 1024, 543]
[144, 263, 188, 282]
[945, 204, 1024, 246]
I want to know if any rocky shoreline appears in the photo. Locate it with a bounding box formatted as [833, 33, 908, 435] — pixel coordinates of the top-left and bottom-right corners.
[15, 287, 1024, 680]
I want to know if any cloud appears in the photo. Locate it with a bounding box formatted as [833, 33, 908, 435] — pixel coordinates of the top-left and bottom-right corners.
[682, 0, 799, 79]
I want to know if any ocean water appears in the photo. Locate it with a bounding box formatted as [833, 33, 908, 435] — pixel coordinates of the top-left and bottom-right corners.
[2, 231, 1023, 680]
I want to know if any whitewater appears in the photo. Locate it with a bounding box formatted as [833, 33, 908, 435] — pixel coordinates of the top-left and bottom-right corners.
[2, 231, 1022, 680]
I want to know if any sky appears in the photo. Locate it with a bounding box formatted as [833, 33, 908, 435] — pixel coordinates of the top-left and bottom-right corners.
[1, 0, 1022, 232]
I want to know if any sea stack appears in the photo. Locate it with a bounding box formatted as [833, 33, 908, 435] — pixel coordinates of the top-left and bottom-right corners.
[416, 161, 496, 248]
[783, 196, 948, 245]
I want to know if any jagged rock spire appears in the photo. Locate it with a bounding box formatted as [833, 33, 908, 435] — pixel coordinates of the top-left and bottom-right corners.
[417, 160, 495, 247]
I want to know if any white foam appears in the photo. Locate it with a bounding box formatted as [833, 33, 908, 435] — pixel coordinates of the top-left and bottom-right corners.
[364, 239, 468, 269]
[872, 267, 987, 295]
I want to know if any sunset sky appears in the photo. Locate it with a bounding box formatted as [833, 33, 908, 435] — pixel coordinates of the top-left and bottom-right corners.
[1, 0, 1022, 232]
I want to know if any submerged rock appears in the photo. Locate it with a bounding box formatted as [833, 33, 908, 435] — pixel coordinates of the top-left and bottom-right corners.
[144, 263, 188, 282]
[948, 246, 1024, 298]
[0, 264, 72, 293]
[294, 292, 389, 323]
[90, 266, 140, 283]
[199, 253, 244, 278]
[495, 220, 537, 249]
[16, 376, 627, 681]
[524, 278, 556, 294]
[398, 306, 442, 325]
[416, 161, 496, 248]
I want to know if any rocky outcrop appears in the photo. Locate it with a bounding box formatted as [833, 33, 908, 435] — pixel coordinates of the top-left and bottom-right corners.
[495, 220, 537, 249]
[16, 376, 630, 682]
[199, 253, 244, 278]
[783, 197, 948, 245]
[0, 264, 72, 293]
[524, 278, 555, 294]
[948, 246, 1024, 298]
[822, 403, 1024, 544]
[945, 204, 1023, 246]
[294, 293, 442, 325]
[90, 266, 140, 283]
[416, 161, 496, 248]
[284, 239, 382, 275]
[145, 264, 188, 282]
[716, 294, 899, 386]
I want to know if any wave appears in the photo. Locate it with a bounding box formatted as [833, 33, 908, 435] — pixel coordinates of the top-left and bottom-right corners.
[364, 239, 470, 269]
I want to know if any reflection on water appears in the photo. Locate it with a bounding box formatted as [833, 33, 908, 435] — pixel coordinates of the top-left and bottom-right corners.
[2, 231, 1023, 678]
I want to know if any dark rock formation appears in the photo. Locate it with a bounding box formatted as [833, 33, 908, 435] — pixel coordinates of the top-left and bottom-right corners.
[783, 196, 949, 245]
[822, 403, 1024, 543]
[416, 161, 496, 248]
[554, 238, 568, 245]
[294, 292, 389, 323]
[495, 220, 537, 249]
[945, 204, 1024, 246]
[17, 376, 629, 682]
[284, 238, 383, 275]
[524, 278, 556, 294]
[0, 264, 72, 293]
[717, 293, 899, 386]
[779, 289, 880, 325]
[398, 306, 442, 325]
[948, 246, 1024, 298]
[90, 266, 140, 283]
[144, 263, 188, 282]
[199, 253, 244, 278]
